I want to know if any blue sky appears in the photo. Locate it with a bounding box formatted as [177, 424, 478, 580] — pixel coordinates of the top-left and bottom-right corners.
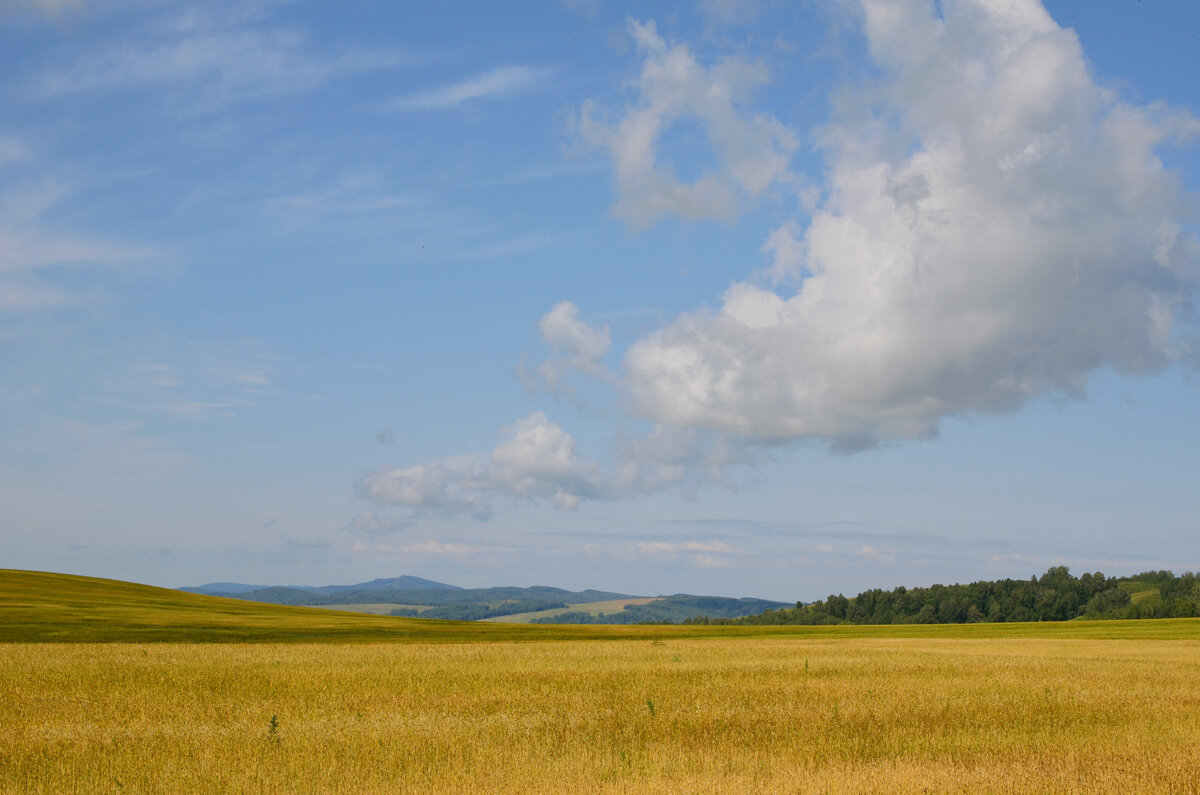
[2, 0, 1198, 601]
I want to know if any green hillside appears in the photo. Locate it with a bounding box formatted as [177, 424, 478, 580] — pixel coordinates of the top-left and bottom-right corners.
[0, 570, 610, 643]
[3, 570, 1200, 642]
[484, 597, 661, 623]
[527, 595, 790, 624]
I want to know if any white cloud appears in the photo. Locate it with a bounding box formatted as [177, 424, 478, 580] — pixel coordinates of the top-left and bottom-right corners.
[578, 18, 796, 225]
[392, 65, 551, 111]
[523, 301, 612, 395]
[358, 462, 491, 519]
[611, 424, 767, 496]
[622, 0, 1200, 449]
[489, 411, 600, 509]
[356, 0, 1200, 523]
[358, 408, 766, 521]
[359, 411, 601, 519]
[856, 545, 896, 564]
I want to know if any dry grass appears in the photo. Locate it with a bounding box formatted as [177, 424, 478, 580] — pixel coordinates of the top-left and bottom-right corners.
[4, 637, 1200, 793]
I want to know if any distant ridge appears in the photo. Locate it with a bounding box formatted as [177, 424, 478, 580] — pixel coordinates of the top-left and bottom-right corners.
[179, 582, 300, 595]
[177, 576, 787, 623]
[318, 575, 459, 594]
[182, 574, 456, 597]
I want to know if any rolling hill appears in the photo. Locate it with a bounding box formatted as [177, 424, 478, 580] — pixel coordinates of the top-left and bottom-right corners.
[0, 569, 578, 643]
[180, 576, 789, 623]
[4, 570, 1200, 642]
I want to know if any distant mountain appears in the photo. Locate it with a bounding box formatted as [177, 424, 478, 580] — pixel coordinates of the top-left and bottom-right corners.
[179, 577, 785, 623]
[179, 582, 308, 595]
[315, 575, 458, 594]
[181, 574, 456, 598]
[209, 584, 633, 610]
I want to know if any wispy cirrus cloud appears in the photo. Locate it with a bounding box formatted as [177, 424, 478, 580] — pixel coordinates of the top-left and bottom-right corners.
[33, 15, 403, 112]
[390, 64, 553, 111]
[636, 539, 741, 555]
[350, 539, 517, 558]
[0, 136, 26, 169]
[262, 170, 417, 224]
[0, 176, 162, 312]
[0, 0, 85, 19]
[0, 280, 68, 311]
[110, 340, 280, 421]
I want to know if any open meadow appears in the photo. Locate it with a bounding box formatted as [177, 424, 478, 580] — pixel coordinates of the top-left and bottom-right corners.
[3, 571, 1200, 792]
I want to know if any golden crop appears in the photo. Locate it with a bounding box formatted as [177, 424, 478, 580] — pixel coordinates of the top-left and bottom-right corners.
[3, 637, 1199, 793]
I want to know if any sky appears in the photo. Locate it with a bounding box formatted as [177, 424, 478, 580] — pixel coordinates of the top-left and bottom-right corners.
[2, 0, 1198, 602]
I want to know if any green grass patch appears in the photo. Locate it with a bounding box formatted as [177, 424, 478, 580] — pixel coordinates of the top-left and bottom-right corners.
[1128, 588, 1161, 604]
[307, 603, 435, 615]
[483, 597, 662, 623]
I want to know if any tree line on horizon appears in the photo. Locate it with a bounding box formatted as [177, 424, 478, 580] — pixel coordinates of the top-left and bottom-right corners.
[683, 567, 1200, 626]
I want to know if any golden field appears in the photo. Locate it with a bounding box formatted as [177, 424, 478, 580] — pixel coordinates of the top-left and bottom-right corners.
[4, 636, 1200, 793]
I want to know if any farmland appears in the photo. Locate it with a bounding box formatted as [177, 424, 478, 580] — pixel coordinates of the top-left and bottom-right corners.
[482, 596, 662, 623]
[3, 570, 1200, 792]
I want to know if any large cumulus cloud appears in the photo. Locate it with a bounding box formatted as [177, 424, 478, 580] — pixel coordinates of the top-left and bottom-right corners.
[624, 0, 1199, 448]
[359, 0, 1199, 524]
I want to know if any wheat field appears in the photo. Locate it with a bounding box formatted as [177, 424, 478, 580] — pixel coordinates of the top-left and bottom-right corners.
[4, 636, 1200, 793]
